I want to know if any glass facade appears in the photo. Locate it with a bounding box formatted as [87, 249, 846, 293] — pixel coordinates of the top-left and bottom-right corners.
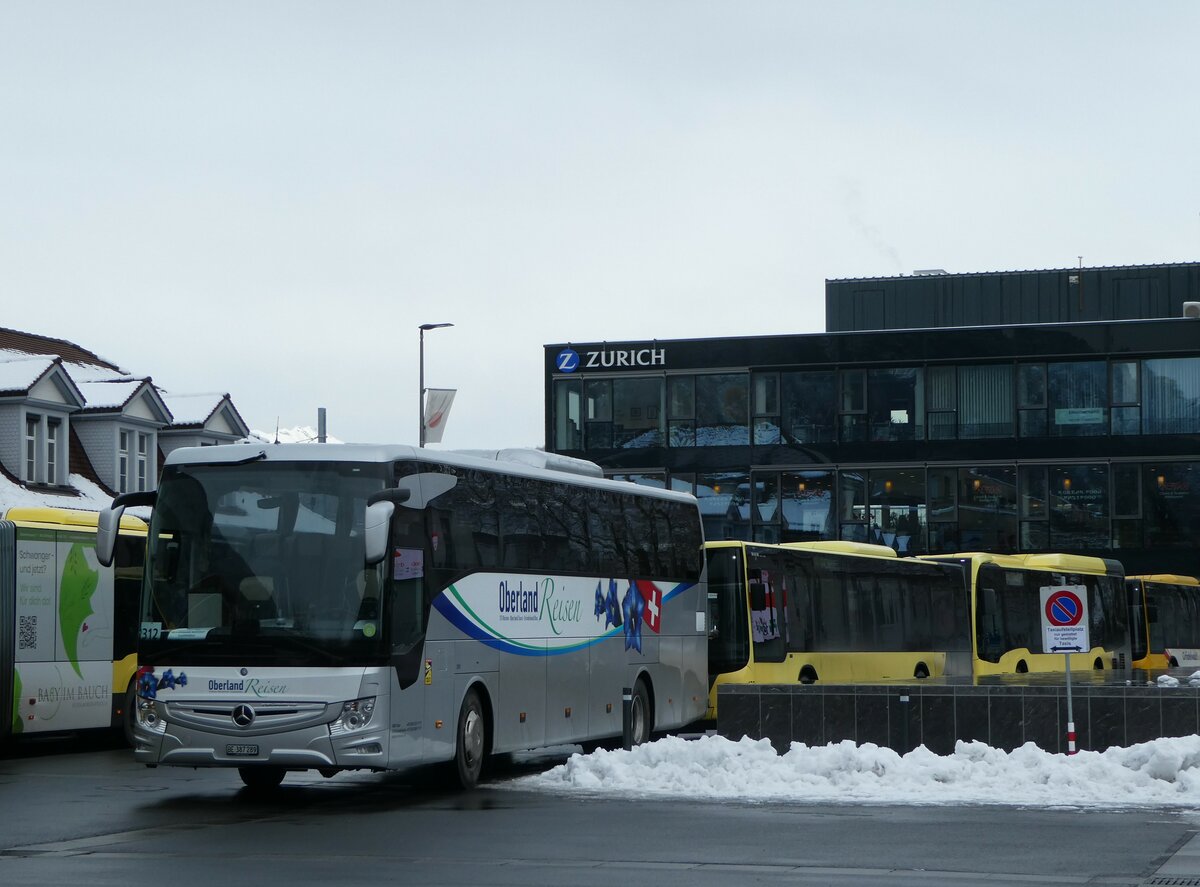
[548, 319, 1200, 574]
[556, 355, 1200, 453]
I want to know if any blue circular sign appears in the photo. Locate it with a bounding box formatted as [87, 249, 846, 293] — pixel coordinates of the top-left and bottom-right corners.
[1045, 589, 1083, 627]
[556, 348, 580, 373]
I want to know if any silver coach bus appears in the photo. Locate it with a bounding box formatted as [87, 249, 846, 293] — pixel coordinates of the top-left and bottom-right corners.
[98, 444, 707, 790]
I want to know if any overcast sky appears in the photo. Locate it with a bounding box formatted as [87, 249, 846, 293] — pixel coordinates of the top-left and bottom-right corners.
[3, 2, 1198, 449]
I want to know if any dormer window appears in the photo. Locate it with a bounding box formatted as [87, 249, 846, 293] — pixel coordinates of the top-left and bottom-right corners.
[136, 432, 149, 491]
[119, 430, 130, 492]
[25, 415, 38, 481]
[21, 411, 67, 485]
[47, 419, 61, 485]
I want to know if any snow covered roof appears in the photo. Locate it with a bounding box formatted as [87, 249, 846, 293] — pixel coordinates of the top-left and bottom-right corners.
[0, 355, 58, 394]
[160, 392, 249, 436]
[0, 327, 126, 372]
[74, 379, 150, 411]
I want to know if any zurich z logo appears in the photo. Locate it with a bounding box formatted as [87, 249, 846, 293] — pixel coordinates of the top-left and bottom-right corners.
[556, 349, 580, 373]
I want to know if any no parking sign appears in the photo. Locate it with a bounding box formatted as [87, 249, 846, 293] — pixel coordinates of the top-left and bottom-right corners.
[1039, 585, 1090, 653]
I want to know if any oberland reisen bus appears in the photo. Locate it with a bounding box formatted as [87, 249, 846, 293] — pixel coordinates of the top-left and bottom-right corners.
[98, 444, 707, 790]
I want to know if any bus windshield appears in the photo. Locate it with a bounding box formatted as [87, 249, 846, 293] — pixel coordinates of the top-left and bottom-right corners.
[139, 460, 390, 667]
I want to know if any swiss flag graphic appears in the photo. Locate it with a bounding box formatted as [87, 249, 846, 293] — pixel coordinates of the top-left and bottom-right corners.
[636, 580, 663, 634]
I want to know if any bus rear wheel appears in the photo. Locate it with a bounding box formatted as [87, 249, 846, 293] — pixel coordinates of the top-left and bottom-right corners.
[239, 766, 285, 790]
[454, 688, 488, 789]
[914, 664, 930, 680]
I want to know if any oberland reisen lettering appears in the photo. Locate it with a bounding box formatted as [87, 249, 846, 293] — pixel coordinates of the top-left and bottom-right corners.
[585, 348, 665, 369]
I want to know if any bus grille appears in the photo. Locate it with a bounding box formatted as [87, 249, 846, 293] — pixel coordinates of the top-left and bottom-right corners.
[166, 700, 333, 735]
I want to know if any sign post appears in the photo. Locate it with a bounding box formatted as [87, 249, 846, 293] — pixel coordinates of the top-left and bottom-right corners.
[1039, 585, 1090, 755]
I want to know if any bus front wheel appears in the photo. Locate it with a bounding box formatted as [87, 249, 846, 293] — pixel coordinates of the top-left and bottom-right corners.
[454, 688, 488, 789]
[239, 766, 286, 790]
[121, 681, 138, 748]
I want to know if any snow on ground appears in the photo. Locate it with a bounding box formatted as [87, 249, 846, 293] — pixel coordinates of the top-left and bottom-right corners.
[509, 734, 1200, 810]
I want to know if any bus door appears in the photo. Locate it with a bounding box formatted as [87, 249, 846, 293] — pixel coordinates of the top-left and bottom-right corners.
[747, 566, 786, 665]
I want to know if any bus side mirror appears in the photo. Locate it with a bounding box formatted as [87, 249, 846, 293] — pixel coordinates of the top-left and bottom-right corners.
[364, 499, 397, 566]
[96, 506, 125, 568]
[749, 582, 766, 612]
[97, 490, 157, 567]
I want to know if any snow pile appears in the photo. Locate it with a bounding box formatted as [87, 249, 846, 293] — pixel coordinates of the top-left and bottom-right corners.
[512, 734, 1200, 809]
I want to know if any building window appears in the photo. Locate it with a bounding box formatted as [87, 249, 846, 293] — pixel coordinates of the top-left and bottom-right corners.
[696, 471, 750, 540]
[868, 468, 925, 553]
[695, 374, 748, 446]
[612, 378, 664, 448]
[553, 379, 582, 451]
[1018, 465, 1049, 549]
[1049, 361, 1107, 437]
[957, 466, 1017, 552]
[1142, 357, 1200, 435]
[959, 365, 1013, 439]
[868, 368, 924, 442]
[1111, 463, 1142, 549]
[667, 376, 696, 447]
[781, 371, 836, 444]
[1111, 361, 1140, 435]
[1017, 363, 1047, 437]
[25, 414, 39, 482]
[119, 430, 130, 493]
[752, 373, 780, 445]
[780, 470, 834, 542]
[926, 467, 958, 552]
[926, 367, 957, 440]
[838, 469, 868, 541]
[583, 380, 613, 449]
[136, 433, 150, 491]
[47, 419, 61, 485]
[839, 370, 867, 442]
[1145, 462, 1200, 548]
[1049, 464, 1108, 549]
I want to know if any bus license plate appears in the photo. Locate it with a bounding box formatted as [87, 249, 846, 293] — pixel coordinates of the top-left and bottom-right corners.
[226, 744, 259, 756]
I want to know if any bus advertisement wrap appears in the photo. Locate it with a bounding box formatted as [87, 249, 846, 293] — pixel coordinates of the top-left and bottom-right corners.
[12, 528, 116, 734]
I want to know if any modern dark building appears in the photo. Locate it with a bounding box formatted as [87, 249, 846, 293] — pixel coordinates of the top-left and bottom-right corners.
[544, 262, 1200, 577]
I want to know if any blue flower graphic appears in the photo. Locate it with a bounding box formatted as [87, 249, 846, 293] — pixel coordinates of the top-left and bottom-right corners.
[605, 578, 623, 629]
[621, 582, 645, 653]
[594, 581, 605, 621]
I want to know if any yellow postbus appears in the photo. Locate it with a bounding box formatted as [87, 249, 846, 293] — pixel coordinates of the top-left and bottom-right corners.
[921, 552, 1130, 676]
[2, 506, 146, 743]
[705, 540, 972, 718]
[1126, 574, 1200, 670]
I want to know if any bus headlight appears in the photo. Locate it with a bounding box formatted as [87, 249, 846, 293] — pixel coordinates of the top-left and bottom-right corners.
[137, 698, 167, 735]
[329, 697, 376, 735]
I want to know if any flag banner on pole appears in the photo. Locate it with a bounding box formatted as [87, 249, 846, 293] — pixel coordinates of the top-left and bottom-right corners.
[423, 388, 456, 443]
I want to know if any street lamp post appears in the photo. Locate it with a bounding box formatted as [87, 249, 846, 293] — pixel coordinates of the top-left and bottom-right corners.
[418, 322, 454, 447]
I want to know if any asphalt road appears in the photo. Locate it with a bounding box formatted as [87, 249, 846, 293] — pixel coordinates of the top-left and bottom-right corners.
[1, 736, 1197, 886]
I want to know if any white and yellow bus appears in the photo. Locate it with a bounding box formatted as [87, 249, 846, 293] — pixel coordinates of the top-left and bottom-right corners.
[1126, 574, 1200, 670]
[705, 540, 972, 718]
[2, 506, 146, 743]
[922, 552, 1131, 675]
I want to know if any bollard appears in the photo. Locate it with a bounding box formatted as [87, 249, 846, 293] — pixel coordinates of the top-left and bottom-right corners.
[622, 687, 633, 751]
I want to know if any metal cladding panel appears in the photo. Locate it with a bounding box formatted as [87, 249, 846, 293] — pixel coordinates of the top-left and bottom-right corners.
[825, 264, 1200, 332]
[0, 522, 13, 741]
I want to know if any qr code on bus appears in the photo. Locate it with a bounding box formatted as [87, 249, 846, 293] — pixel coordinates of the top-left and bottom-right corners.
[18, 615, 37, 650]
